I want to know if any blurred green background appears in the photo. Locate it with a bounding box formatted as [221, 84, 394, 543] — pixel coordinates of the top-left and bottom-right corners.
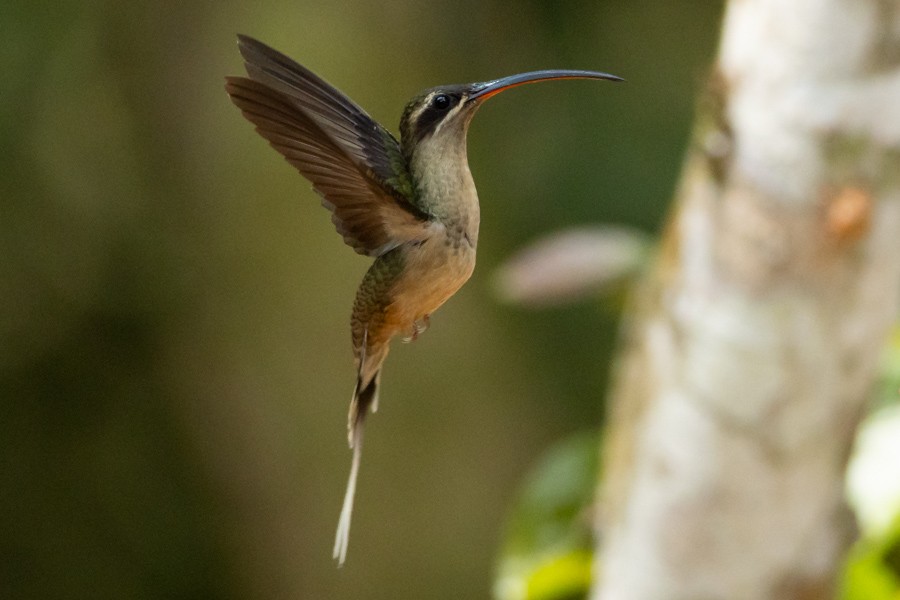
[0, 1, 724, 598]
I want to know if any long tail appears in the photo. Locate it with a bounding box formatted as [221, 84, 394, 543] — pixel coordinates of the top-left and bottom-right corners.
[333, 330, 382, 566]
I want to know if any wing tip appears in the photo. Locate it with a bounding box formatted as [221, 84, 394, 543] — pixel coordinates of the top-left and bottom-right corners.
[235, 33, 261, 53]
[223, 75, 245, 91]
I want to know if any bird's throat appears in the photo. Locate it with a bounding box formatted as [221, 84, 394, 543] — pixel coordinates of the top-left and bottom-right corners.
[409, 131, 480, 248]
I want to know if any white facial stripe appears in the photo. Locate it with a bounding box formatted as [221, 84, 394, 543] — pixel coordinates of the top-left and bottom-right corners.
[430, 98, 466, 138]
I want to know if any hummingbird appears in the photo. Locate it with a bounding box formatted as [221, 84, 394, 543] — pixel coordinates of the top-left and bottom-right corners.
[225, 34, 621, 564]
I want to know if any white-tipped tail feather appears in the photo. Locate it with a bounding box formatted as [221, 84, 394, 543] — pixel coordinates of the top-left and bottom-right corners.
[333, 418, 365, 565]
[334, 328, 381, 565]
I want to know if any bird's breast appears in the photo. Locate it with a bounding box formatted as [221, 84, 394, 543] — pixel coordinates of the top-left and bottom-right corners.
[386, 226, 476, 325]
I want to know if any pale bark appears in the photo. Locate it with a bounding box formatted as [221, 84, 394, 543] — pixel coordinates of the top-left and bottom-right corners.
[593, 1, 900, 599]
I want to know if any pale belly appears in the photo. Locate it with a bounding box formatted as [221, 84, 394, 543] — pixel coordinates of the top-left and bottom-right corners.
[384, 239, 476, 338]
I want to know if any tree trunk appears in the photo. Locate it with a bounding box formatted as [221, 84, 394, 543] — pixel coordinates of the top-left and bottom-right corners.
[593, 1, 900, 599]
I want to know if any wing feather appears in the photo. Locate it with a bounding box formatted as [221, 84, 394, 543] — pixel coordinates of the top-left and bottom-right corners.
[226, 36, 426, 256]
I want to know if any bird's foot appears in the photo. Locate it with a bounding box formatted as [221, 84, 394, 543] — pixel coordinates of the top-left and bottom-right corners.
[402, 314, 431, 343]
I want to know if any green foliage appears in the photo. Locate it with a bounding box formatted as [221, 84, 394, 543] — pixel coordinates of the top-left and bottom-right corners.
[494, 432, 599, 600]
[841, 516, 900, 600]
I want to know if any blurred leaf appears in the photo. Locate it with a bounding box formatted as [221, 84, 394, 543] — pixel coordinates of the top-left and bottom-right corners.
[494, 432, 599, 600]
[492, 226, 652, 308]
[840, 516, 900, 600]
[842, 331, 900, 600]
[846, 405, 900, 537]
[520, 551, 593, 600]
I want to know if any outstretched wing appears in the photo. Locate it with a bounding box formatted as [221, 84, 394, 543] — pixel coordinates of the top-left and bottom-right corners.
[225, 35, 428, 256]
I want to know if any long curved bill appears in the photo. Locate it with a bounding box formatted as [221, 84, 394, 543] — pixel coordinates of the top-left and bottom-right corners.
[468, 69, 623, 103]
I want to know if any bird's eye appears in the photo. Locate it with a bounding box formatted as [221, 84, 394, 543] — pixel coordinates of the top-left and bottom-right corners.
[431, 94, 451, 110]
